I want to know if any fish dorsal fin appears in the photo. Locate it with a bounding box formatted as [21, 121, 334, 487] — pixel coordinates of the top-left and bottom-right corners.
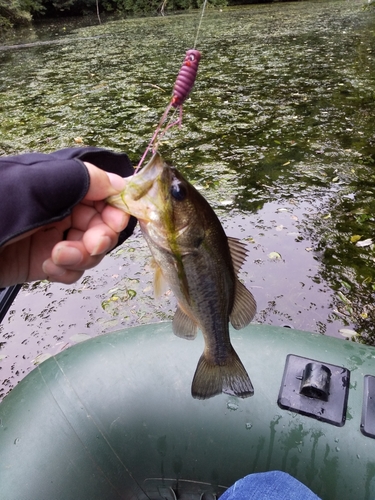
[152, 259, 167, 299]
[172, 306, 198, 340]
[230, 278, 257, 330]
[227, 237, 248, 274]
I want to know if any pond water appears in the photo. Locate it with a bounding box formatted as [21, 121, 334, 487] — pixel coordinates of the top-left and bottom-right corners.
[0, 0, 374, 399]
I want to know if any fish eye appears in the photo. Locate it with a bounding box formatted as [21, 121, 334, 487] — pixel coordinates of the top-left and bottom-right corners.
[170, 177, 187, 201]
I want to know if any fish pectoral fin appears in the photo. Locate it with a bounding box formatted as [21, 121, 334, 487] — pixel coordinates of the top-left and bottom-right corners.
[227, 236, 248, 274]
[230, 279, 257, 330]
[172, 306, 198, 340]
[191, 348, 254, 400]
[152, 259, 168, 299]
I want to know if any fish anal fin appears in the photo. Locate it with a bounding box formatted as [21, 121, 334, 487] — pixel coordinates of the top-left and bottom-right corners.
[152, 259, 167, 299]
[191, 348, 254, 400]
[230, 279, 257, 330]
[172, 306, 198, 340]
[227, 237, 249, 274]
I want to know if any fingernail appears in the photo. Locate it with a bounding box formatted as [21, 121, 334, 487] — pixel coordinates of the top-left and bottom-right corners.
[91, 236, 112, 256]
[113, 212, 129, 232]
[107, 172, 126, 192]
[42, 260, 66, 276]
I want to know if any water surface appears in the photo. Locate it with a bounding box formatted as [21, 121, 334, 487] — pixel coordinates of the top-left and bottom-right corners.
[0, 0, 374, 399]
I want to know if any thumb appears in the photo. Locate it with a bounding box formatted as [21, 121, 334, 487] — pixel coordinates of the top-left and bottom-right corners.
[83, 162, 126, 201]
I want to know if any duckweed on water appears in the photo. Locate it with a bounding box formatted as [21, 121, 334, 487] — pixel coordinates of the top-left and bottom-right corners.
[0, 0, 375, 398]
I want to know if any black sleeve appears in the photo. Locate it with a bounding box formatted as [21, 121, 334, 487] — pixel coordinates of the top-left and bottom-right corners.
[0, 147, 137, 248]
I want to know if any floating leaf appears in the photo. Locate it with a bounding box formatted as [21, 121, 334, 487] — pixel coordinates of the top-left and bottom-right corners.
[305, 247, 313, 252]
[114, 248, 126, 255]
[70, 333, 92, 343]
[268, 251, 282, 260]
[32, 353, 52, 365]
[337, 291, 351, 305]
[352, 208, 369, 215]
[220, 199, 234, 206]
[0, 354, 7, 361]
[350, 235, 361, 243]
[339, 328, 357, 339]
[101, 300, 111, 310]
[341, 281, 352, 291]
[356, 238, 373, 248]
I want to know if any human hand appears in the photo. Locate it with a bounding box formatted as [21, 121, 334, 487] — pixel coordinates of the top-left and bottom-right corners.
[0, 162, 131, 287]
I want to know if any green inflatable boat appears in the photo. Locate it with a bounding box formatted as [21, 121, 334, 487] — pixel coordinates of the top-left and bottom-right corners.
[0, 322, 374, 499]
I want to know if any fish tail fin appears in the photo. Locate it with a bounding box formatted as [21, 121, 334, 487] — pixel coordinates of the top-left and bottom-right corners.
[191, 348, 254, 400]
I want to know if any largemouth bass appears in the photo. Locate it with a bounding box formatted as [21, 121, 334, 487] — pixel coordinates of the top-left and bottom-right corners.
[108, 153, 257, 399]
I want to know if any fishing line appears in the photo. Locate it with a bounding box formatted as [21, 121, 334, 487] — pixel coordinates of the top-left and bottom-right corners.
[193, 0, 209, 50]
[135, 1, 208, 172]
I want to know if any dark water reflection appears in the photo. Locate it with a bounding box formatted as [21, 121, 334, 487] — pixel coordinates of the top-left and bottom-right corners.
[0, 0, 374, 399]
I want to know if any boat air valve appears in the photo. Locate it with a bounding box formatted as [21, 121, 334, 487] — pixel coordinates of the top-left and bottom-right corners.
[299, 362, 331, 401]
[278, 354, 350, 427]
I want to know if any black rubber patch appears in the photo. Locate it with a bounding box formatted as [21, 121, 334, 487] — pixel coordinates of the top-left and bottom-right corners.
[361, 375, 375, 439]
[278, 354, 350, 427]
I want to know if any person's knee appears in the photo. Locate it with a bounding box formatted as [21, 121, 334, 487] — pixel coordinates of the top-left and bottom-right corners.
[220, 471, 321, 500]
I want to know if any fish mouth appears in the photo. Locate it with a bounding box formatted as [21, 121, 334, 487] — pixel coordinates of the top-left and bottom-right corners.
[107, 152, 166, 221]
[129, 152, 165, 201]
